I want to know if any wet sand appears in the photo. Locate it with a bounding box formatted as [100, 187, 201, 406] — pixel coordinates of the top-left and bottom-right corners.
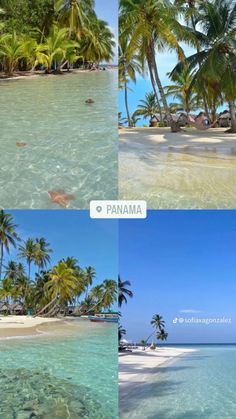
[119, 127, 236, 208]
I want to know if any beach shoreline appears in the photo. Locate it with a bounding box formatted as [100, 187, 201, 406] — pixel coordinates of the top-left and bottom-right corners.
[119, 347, 197, 397]
[0, 315, 61, 338]
[0, 67, 117, 82]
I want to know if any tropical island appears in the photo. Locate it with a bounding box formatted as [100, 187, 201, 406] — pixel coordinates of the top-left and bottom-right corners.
[119, 0, 236, 209]
[0, 210, 118, 418]
[0, 210, 117, 336]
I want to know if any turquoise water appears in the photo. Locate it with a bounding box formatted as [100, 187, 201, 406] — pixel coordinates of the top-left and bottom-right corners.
[0, 319, 118, 418]
[120, 345, 236, 419]
[0, 71, 118, 208]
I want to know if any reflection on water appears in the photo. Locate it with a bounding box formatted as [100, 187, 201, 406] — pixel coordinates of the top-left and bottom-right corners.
[0, 71, 118, 209]
[0, 319, 118, 419]
[120, 139, 236, 208]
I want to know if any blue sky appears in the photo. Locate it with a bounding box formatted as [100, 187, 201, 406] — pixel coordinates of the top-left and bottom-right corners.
[95, 0, 118, 63]
[119, 211, 236, 344]
[4, 211, 118, 285]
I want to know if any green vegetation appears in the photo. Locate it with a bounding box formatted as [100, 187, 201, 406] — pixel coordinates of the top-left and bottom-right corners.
[0, 210, 117, 316]
[119, 0, 236, 132]
[0, 0, 115, 76]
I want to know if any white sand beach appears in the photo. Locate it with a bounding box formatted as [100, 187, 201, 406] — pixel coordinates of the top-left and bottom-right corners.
[119, 127, 236, 208]
[0, 316, 61, 338]
[119, 347, 197, 404]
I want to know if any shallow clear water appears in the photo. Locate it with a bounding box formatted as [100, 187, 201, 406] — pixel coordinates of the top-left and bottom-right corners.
[0, 319, 118, 418]
[0, 71, 118, 208]
[120, 345, 236, 419]
[119, 129, 236, 208]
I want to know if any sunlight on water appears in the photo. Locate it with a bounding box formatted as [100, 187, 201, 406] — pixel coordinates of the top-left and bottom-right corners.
[120, 346, 236, 419]
[0, 319, 118, 419]
[0, 71, 118, 209]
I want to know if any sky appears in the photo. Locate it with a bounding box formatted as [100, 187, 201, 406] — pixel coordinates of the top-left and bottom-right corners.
[95, 0, 118, 64]
[4, 210, 118, 286]
[119, 211, 236, 344]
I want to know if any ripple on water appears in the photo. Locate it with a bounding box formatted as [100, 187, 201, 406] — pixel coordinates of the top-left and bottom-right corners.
[0, 71, 118, 209]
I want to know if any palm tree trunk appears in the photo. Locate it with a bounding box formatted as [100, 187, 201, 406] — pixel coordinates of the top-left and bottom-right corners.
[34, 295, 58, 316]
[146, 55, 163, 123]
[124, 80, 132, 127]
[150, 41, 172, 124]
[28, 261, 31, 281]
[0, 243, 3, 281]
[226, 101, 236, 133]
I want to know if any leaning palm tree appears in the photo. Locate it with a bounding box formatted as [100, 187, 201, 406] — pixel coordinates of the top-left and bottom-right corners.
[0, 210, 20, 281]
[157, 328, 168, 342]
[118, 275, 133, 307]
[18, 238, 36, 280]
[43, 261, 79, 315]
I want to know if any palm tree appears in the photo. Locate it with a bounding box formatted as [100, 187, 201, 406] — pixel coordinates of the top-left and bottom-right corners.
[165, 65, 201, 116]
[84, 266, 96, 298]
[0, 210, 20, 281]
[172, 0, 236, 131]
[80, 16, 115, 64]
[119, 35, 142, 127]
[0, 32, 35, 76]
[119, 0, 185, 124]
[0, 277, 15, 310]
[151, 314, 165, 330]
[34, 238, 52, 272]
[157, 328, 168, 342]
[135, 92, 159, 126]
[44, 261, 79, 314]
[101, 279, 117, 309]
[55, 0, 94, 38]
[118, 275, 133, 307]
[35, 26, 79, 73]
[18, 238, 36, 280]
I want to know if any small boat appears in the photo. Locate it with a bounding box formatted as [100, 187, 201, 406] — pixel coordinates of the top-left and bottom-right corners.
[89, 312, 119, 323]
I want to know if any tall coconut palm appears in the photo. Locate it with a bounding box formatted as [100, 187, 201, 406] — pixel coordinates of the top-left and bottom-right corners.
[119, 35, 142, 127]
[45, 261, 79, 309]
[84, 266, 96, 298]
[101, 279, 117, 309]
[118, 275, 133, 307]
[34, 238, 52, 272]
[0, 277, 15, 308]
[151, 314, 166, 330]
[55, 0, 94, 38]
[172, 0, 236, 131]
[0, 210, 20, 282]
[18, 238, 36, 280]
[120, 0, 185, 124]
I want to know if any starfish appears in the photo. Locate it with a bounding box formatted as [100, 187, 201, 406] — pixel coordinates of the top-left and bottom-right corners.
[48, 189, 76, 208]
[16, 142, 27, 147]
